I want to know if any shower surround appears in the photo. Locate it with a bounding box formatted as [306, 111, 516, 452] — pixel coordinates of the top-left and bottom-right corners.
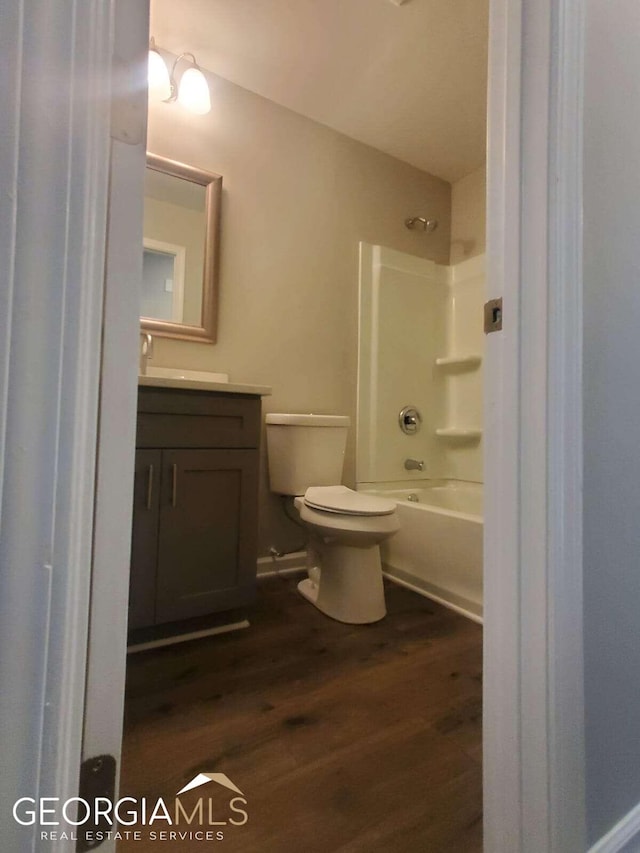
[357, 243, 485, 620]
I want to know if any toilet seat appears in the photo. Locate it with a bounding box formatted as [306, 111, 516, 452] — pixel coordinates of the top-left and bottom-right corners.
[304, 485, 396, 517]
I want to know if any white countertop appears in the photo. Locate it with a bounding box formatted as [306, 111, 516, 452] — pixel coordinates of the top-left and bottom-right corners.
[139, 375, 272, 396]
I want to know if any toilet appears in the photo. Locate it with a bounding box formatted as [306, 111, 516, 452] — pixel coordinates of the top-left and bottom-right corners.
[265, 413, 400, 624]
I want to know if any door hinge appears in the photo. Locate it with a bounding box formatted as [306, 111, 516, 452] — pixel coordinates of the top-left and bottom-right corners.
[76, 755, 117, 852]
[484, 298, 503, 333]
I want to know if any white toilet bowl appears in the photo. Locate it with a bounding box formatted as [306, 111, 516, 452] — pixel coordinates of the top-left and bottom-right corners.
[294, 486, 400, 624]
[265, 413, 401, 624]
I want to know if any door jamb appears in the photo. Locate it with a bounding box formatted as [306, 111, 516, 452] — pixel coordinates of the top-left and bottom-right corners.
[484, 0, 585, 850]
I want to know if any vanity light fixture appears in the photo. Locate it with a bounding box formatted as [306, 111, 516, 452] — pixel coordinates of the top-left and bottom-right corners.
[147, 38, 211, 115]
[148, 38, 172, 101]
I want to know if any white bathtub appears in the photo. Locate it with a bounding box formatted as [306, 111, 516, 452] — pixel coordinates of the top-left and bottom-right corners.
[366, 481, 483, 622]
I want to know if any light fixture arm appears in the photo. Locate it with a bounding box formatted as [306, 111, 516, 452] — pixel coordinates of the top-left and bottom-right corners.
[166, 52, 199, 103]
[148, 37, 211, 115]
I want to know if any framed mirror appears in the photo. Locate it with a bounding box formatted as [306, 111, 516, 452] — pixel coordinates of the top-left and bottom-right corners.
[141, 153, 222, 343]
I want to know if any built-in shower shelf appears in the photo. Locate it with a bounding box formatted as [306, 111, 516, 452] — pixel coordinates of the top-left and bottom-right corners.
[435, 354, 482, 369]
[435, 428, 483, 440]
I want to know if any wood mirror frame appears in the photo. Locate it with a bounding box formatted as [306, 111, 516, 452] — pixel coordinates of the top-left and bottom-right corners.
[141, 153, 222, 344]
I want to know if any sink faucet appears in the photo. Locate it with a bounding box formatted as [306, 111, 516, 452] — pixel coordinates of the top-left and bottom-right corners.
[404, 458, 424, 471]
[139, 332, 153, 375]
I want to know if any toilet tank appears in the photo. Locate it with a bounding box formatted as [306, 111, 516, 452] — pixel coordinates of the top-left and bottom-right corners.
[265, 413, 350, 495]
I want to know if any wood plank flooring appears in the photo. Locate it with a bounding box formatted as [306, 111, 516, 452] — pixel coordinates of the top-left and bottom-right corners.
[119, 576, 483, 852]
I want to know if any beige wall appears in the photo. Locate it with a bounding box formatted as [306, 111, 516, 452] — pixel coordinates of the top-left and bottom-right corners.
[147, 72, 451, 556]
[450, 164, 486, 265]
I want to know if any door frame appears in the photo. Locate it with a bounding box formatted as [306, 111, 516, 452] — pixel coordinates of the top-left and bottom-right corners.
[484, 0, 585, 850]
[80, 0, 149, 835]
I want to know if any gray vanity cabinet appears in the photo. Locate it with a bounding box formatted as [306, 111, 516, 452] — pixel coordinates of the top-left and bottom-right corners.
[155, 448, 259, 623]
[128, 387, 261, 635]
[129, 449, 162, 630]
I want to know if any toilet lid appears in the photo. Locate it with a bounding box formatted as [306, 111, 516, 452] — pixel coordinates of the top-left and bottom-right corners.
[304, 485, 396, 517]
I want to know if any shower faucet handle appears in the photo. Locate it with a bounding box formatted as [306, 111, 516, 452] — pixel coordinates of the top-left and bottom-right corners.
[404, 458, 424, 471]
[398, 405, 422, 435]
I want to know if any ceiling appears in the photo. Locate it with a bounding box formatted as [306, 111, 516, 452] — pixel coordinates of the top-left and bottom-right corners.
[150, 0, 488, 184]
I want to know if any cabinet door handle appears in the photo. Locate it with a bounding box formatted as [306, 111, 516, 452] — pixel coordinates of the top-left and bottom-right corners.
[146, 464, 154, 510]
[171, 463, 178, 508]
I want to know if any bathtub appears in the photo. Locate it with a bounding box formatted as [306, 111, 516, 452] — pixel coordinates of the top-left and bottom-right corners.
[366, 481, 483, 622]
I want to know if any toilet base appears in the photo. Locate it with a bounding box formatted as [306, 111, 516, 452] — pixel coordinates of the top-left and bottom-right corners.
[297, 541, 386, 624]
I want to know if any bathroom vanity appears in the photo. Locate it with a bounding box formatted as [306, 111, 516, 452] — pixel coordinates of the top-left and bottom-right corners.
[128, 375, 271, 644]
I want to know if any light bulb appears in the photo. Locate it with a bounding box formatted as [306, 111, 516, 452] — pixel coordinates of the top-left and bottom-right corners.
[177, 66, 211, 115]
[148, 48, 171, 102]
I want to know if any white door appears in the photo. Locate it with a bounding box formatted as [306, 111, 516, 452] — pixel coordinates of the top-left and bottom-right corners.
[0, 2, 147, 852]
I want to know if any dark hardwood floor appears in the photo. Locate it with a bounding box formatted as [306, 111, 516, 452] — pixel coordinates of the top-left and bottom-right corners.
[119, 576, 483, 852]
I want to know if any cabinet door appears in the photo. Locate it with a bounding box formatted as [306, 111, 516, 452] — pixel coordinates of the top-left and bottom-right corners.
[128, 449, 161, 630]
[155, 449, 259, 624]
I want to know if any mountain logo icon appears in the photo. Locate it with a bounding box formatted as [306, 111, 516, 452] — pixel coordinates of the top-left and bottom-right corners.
[177, 773, 244, 797]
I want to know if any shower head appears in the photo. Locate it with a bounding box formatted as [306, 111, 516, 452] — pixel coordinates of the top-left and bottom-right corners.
[405, 216, 438, 232]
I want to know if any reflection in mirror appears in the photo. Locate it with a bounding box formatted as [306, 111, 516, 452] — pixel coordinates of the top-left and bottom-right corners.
[143, 169, 203, 324]
[141, 154, 222, 343]
[142, 239, 186, 323]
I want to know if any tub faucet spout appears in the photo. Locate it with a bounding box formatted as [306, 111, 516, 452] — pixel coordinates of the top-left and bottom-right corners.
[404, 458, 424, 471]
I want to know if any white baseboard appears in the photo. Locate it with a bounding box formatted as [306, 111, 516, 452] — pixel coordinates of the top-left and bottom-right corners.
[127, 619, 250, 654]
[589, 801, 640, 853]
[257, 550, 307, 579]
